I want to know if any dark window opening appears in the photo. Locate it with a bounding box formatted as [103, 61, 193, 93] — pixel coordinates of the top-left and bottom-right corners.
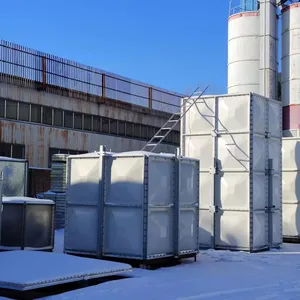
[0, 98, 5, 118]
[74, 113, 82, 130]
[64, 111, 73, 129]
[118, 121, 125, 136]
[148, 127, 155, 140]
[42, 106, 52, 125]
[83, 115, 92, 131]
[48, 148, 88, 167]
[0, 143, 25, 159]
[102, 118, 109, 133]
[141, 125, 148, 139]
[19, 102, 30, 121]
[93, 116, 101, 132]
[12, 144, 25, 159]
[110, 119, 117, 135]
[133, 124, 141, 138]
[31, 104, 42, 123]
[126, 122, 133, 137]
[0, 143, 11, 157]
[6, 100, 17, 120]
[53, 109, 63, 127]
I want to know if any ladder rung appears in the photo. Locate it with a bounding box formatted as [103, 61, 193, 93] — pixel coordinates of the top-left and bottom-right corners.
[145, 143, 157, 147]
[161, 128, 172, 130]
[168, 120, 179, 123]
[153, 136, 164, 138]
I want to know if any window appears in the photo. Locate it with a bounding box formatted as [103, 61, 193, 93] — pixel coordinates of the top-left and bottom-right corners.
[6, 100, 17, 120]
[31, 104, 42, 123]
[0, 142, 11, 157]
[126, 122, 133, 137]
[133, 124, 141, 138]
[12, 144, 25, 159]
[102, 118, 109, 133]
[74, 113, 82, 130]
[54, 109, 63, 127]
[0, 143, 25, 159]
[0, 98, 4, 118]
[110, 119, 117, 135]
[42, 106, 52, 125]
[48, 148, 88, 167]
[148, 127, 155, 140]
[141, 125, 148, 139]
[64, 111, 73, 129]
[118, 121, 125, 136]
[83, 115, 92, 131]
[93, 116, 101, 132]
[19, 102, 30, 121]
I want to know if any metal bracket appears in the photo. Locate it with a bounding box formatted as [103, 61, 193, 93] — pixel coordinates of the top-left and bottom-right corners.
[266, 168, 274, 175]
[209, 167, 216, 175]
[209, 205, 218, 214]
[265, 205, 276, 214]
[265, 132, 271, 139]
[211, 130, 218, 138]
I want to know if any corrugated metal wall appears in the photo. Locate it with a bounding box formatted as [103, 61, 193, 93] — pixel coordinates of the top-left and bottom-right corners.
[0, 119, 176, 168]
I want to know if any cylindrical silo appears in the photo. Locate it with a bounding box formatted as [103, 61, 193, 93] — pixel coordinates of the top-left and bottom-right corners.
[282, 2, 300, 137]
[228, 10, 260, 94]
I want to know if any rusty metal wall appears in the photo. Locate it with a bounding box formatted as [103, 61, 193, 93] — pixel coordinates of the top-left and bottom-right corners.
[0, 40, 182, 114]
[0, 119, 176, 168]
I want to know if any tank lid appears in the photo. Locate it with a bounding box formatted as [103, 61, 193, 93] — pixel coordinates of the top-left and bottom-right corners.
[0, 156, 27, 163]
[2, 196, 55, 205]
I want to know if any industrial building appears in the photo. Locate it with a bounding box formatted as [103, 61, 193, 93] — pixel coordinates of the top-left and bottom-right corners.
[0, 40, 182, 168]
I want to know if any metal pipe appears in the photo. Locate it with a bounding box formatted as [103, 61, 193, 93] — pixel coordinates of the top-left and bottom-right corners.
[259, 0, 278, 99]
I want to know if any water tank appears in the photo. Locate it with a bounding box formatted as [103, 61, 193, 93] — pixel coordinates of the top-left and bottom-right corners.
[228, 11, 260, 94]
[282, 3, 300, 137]
[0, 197, 55, 251]
[64, 151, 200, 261]
[0, 157, 28, 197]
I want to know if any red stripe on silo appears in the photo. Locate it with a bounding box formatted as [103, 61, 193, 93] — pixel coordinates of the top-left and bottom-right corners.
[228, 11, 259, 21]
[283, 105, 300, 130]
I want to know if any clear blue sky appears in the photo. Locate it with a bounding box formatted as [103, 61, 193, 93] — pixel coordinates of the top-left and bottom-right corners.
[0, 0, 230, 95]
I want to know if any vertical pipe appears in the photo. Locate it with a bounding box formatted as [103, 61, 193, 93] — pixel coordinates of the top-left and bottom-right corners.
[259, 0, 278, 99]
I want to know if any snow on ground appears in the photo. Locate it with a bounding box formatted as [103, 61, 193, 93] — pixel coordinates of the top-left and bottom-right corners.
[45, 230, 300, 300]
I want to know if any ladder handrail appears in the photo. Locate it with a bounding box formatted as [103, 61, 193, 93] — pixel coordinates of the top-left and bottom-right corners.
[141, 85, 210, 152]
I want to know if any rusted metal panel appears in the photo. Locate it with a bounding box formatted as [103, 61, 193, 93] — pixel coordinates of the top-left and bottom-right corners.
[0, 120, 176, 168]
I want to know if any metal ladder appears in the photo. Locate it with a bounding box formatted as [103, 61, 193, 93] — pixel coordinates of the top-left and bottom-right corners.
[141, 85, 210, 152]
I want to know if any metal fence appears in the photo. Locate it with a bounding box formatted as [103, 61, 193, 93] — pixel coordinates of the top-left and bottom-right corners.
[0, 40, 182, 114]
[229, 0, 259, 15]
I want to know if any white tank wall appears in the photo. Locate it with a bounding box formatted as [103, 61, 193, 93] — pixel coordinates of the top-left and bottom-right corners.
[228, 12, 260, 94]
[282, 3, 300, 107]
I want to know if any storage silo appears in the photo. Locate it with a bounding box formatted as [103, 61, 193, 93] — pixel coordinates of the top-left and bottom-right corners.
[228, 1, 260, 94]
[282, 2, 300, 137]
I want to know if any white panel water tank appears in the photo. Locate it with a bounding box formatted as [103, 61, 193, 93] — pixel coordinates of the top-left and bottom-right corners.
[228, 11, 260, 94]
[181, 93, 282, 252]
[64, 151, 200, 261]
